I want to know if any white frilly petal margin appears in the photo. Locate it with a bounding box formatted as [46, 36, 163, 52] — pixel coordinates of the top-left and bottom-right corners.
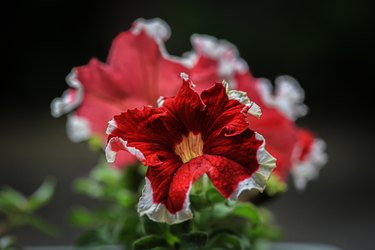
[291, 138, 328, 190]
[51, 70, 83, 118]
[223, 81, 262, 118]
[105, 137, 145, 164]
[66, 115, 91, 143]
[138, 178, 193, 224]
[131, 18, 195, 68]
[189, 34, 249, 87]
[256, 76, 308, 121]
[229, 132, 276, 200]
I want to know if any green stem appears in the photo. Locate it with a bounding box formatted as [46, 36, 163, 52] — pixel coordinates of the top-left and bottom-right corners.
[192, 175, 209, 195]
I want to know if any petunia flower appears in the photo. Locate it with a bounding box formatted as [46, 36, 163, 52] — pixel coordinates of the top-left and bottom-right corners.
[188, 35, 327, 190]
[105, 74, 276, 224]
[51, 19, 221, 167]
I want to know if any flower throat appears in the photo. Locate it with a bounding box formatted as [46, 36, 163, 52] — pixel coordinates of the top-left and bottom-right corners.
[175, 133, 204, 163]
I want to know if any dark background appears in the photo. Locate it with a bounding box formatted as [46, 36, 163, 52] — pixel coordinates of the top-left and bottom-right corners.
[1, 0, 374, 249]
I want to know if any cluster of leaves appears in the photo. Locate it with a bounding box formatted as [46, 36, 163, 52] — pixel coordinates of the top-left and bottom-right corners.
[72, 163, 281, 250]
[70, 160, 144, 249]
[134, 196, 281, 250]
[0, 178, 57, 249]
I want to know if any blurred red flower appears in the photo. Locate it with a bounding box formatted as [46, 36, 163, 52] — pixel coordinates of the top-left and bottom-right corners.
[51, 18, 326, 189]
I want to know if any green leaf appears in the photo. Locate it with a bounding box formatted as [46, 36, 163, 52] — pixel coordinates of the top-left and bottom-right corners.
[206, 233, 244, 250]
[25, 215, 59, 236]
[132, 235, 166, 250]
[266, 175, 288, 196]
[164, 231, 180, 247]
[232, 202, 259, 225]
[212, 203, 232, 219]
[114, 189, 136, 208]
[206, 188, 225, 203]
[0, 188, 28, 212]
[190, 193, 210, 210]
[75, 229, 107, 246]
[73, 178, 104, 198]
[88, 135, 103, 151]
[69, 207, 96, 228]
[27, 177, 56, 212]
[180, 232, 208, 250]
[91, 163, 122, 185]
[140, 216, 168, 235]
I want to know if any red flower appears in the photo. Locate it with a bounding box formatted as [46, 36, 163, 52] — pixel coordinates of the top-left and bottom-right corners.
[106, 74, 275, 224]
[51, 19, 221, 167]
[189, 35, 327, 189]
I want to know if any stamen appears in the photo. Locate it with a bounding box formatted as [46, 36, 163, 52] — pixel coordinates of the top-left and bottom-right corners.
[175, 133, 204, 163]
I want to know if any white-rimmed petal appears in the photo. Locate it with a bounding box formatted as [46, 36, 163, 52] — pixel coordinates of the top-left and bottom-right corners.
[106, 137, 145, 163]
[51, 70, 83, 117]
[223, 81, 262, 118]
[138, 178, 193, 224]
[229, 132, 276, 200]
[256, 76, 308, 121]
[291, 139, 328, 190]
[66, 115, 91, 143]
[106, 118, 117, 135]
[274, 76, 308, 120]
[132, 18, 171, 42]
[190, 34, 249, 87]
[131, 18, 193, 68]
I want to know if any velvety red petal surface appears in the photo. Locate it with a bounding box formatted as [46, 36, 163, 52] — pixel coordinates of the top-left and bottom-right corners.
[203, 154, 258, 198]
[109, 106, 179, 166]
[162, 79, 250, 138]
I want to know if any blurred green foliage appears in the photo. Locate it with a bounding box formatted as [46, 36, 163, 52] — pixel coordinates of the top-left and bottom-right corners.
[70, 159, 144, 248]
[70, 159, 281, 249]
[0, 178, 57, 249]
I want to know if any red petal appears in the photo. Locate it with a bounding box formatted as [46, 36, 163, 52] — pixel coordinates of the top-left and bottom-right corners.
[142, 152, 262, 218]
[204, 128, 262, 174]
[203, 155, 257, 198]
[108, 30, 188, 102]
[161, 76, 206, 134]
[76, 59, 129, 99]
[107, 106, 181, 166]
[248, 108, 298, 180]
[190, 55, 222, 92]
[295, 128, 315, 161]
[200, 83, 249, 137]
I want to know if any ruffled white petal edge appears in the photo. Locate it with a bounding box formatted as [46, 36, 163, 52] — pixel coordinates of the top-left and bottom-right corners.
[105, 136, 145, 163]
[66, 114, 91, 143]
[223, 81, 262, 118]
[138, 178, 193, 224]
[229, 132, 276, 200]
[189, 34, 249, 88]
[131, 18, 195, 68]
[50, 70, 83, 117]
[291, 138, 328, 190]
[256, 76, 308, 121]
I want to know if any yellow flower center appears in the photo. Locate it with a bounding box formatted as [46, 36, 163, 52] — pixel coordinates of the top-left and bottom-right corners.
[175, 133, 204, 163]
